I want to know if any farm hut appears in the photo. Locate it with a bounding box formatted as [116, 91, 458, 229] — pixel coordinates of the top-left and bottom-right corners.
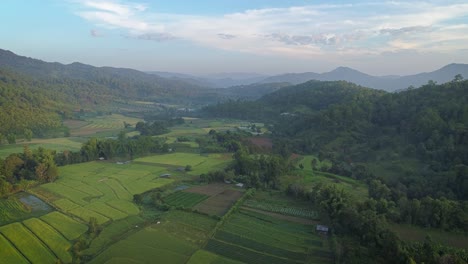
[316, 225, 329, 234]
[160, 173, 171, 178]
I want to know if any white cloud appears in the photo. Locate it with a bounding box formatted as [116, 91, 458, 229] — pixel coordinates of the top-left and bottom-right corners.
[72, 0, 468, 58]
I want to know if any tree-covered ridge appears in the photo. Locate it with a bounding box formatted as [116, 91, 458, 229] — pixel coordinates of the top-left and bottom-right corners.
[0, 49, 224, 105]
[201, 79, 468, 201]
[260, 80, 386, 113]
[0, 69, 65, 137]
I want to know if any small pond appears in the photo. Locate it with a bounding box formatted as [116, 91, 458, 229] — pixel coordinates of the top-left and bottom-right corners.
[16, 192, 53, 213]
[0, 192, 54, 226]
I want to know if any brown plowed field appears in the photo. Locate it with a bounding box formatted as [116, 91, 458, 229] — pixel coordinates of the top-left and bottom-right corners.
[193, 189, 243, 216]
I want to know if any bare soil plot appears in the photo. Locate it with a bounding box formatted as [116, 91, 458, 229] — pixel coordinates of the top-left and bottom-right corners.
[184, 183, 229, 196]
[194, 189, 243, 216]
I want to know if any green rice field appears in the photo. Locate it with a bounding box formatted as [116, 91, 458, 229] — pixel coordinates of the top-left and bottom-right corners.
[30, 160, 175, 224]
[0, 222, 58, 263]
[0, 234, 29, 264]
[40, 211, 88, 240]
[23, 218, 73, 263]
[89, 226, 198, 264]
[205, 209, 332, 264]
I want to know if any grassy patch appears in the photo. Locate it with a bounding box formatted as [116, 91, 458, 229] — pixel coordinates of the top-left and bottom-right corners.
[85, 215, 145, 256]
[159, 210, 217, 246]
[296, 170, 368, 201]
[187, 250, 242, 264]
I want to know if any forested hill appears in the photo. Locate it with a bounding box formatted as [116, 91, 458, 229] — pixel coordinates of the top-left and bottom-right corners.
[202, 79, 468, 200]
[201, 80, 385, 119]
[0, 49, 219, 104]
[0, 69, 64, 137]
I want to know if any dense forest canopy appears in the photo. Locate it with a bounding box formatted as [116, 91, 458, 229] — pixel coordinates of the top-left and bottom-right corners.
[202, 79, 468, 201]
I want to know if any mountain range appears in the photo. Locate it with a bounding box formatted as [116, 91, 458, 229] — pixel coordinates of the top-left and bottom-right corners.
[152, 63, 468, 92]
[259, 64, 468, 91]
[147, 71, 268, 88]
[1, 48, 468, 98]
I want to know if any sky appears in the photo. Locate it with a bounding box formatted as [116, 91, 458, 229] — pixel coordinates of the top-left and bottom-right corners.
[1, 0, 468, 76]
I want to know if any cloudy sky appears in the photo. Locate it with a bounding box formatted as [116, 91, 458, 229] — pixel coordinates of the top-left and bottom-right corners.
[2, 0, 468, 75]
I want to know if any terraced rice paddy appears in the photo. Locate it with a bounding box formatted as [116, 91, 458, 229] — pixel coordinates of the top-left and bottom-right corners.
[88, 210, 218, 263]
[205, 209, 333, 264]
[90, 225, 198, 264]
[0, 222, 59, 263]
[23, 218, 73, 263]
[0, 211, 87, 264]
[65, 114, 142, 136]
[31, 161, 174, 225]
[40, 211, 88, 240]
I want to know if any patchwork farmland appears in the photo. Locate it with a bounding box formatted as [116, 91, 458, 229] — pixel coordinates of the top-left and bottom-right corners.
[0, 119, 335, 263]
[201, 192, 332, 263]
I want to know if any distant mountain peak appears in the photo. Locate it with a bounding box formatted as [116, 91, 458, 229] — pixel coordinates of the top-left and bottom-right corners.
[328, 66, 368, 75]
[332, 66, 355, 72]
[259, 63, 468, 91]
